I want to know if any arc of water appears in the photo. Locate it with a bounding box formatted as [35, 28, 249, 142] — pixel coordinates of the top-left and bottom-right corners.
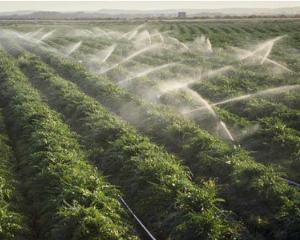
[121, 23, 145, 40]
[151, 32, 165, 43]
[158, 65, 232, 97]
[213, 94, 252, 107]
[199, 35, 206, 44]
[101, 44, 117, 64]
[158, 33, 164, 43]
[121, 31, 131, 39]
[260, 42, 274, 64]
[240, 35, 285, 61]
[219, 121, 235, 141]
[186, 88, 218, 117]
[38, 30, 56, 41]
[145, 30, 152, 45]
[118, 63, 177, 86]
[134, 30, 152, 46]
[10, 30, 58, 53]
[102, 30, 111, 39]
[184, 84, 300, 115]
[168, 36, 189, 50]
[205, 65, 234, 79]
[214, 84, 300, 106]
[14, 31, 33, 41]
[35, 39, 59, 53]
[99, 44, 161, 74]
[123, 44, 160, 62]
[106, 30, 122, 39]
[24, 31, 33, 37]
[96, 27, 111, 38]
[184, 89, 235, 141]
[265, 58, 293, 72]
[206, 38, 213, 52]
[25, 28, 44, 38]
[65, 41, 82, 56]
[157, 78, 200, 97]
[241, 42, 270, 60]
[84, 30, 93, 36]
[151, 31, 160, 37]
[231, 46, 293, 72]
[128, 30, 139, 40]
[230, 46, 250, 56]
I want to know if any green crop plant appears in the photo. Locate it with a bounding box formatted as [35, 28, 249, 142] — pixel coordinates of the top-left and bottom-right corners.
[0, 50, 139, 240]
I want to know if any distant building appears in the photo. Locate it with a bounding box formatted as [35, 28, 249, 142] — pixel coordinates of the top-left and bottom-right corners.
[177, 12, 186, 18]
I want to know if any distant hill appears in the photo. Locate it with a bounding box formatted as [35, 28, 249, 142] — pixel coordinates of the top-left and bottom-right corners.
[1, 7, 300, 19]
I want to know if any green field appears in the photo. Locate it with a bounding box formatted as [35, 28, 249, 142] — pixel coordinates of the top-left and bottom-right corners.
[0, 19, 299, 239]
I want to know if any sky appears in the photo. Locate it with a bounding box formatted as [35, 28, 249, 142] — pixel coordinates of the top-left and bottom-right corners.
[0, 1, 300, 12]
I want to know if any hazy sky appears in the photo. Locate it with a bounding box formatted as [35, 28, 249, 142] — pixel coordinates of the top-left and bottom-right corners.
[0, 1, 300, 12]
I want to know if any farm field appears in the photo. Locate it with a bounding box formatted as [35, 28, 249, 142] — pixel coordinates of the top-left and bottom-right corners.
[0, 19, 299, 239]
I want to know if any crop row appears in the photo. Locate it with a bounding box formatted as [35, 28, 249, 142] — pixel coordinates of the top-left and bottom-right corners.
[189, 73, 300, 180]
[0, 109, 26, 239]
[62, 24, 300, 183]
[160, 85, 300, 181]
[0, 50, 139, 240]
[15, 50, 242, 240]
[62, 33, 300, 184]
[23, 43, 300, 239]
[101, 37, 300, 183]
[158, 21, 300, 47]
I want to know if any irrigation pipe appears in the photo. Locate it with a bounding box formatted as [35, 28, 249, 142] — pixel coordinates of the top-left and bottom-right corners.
[119, 197, 157, 240]
[282, 177, 300, 189]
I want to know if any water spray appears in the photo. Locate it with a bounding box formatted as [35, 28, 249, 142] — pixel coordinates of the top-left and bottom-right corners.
[38, 30, 56, 42]
[94, 27, 111, 38]
[206, 38, 213, 52]
[151, 32, 165, 43]
[184, 84, 300, 114]
[231, 45, 293, 72]
[25, 28, 44, 38]
[121, 23, 145, 40]
[64, 41, 82, 56]
[157, 65, 233, 97]
[118, 63, 177, 86]
[215, 84, 300, 106]
[99, 44, 161, 74]
[260, 42, 274, 64]
[205, 65, 234, 79]
[157, 78, 199, 97]
[240, 35, 285, 60]
[101, 44, 117, 63]
[168, 36, 189, 50]
[184, 89, 235, 141]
